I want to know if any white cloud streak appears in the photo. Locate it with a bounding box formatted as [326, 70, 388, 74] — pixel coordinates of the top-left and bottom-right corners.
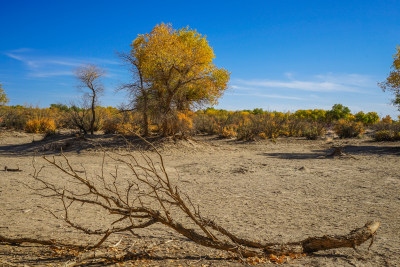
[4, 48, 119, 78]
[227, 92, 304, 100]
[234, 79, 356, 92]
[29, 71, 75, 78]
[232, 73, 375, 93]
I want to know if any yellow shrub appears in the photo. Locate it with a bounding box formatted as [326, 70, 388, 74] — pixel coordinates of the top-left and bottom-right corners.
[175, 111, 194, 137]
[25, 118, 56, 133]
[258, 132, 267, 139]
[219, 126, 237, 138]
[103, 119, 119, 134]
[115, 123, 141, 135]
[381, 115, 392, 124]
[103, 119, 140, 135]
[334, 119, 364, 138]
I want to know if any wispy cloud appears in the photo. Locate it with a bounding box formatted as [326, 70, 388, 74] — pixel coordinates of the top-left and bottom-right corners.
[232, 73, 375, 93]
[29, 71, 75, 78]
[4, 48, 119, 78]
[227, 92, 304, 100]
[234, 79, 356, 92]
[230, 85, 256, 91]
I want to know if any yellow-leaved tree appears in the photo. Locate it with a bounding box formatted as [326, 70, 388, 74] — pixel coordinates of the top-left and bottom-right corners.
[130, 23, 230, 136]
[0, 82, 9, 106]
[379, 45, 400, 110]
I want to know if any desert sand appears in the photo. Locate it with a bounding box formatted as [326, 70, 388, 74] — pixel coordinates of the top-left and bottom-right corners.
[0, 130, 399, 266]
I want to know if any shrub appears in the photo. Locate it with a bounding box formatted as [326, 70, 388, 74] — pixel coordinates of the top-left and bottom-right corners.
[294, 109, 327, 122]
[381, 115, 392, 124]
[236, 113, 282, 140]
[365, 112, 380, 125]
[194, 113, 218, 135]
[218, 126, 237, 138]
[25, 118, 56, 134]
[236, 120, 258, 141]
[374, 123, 400, 141]
[327, 104, 351, 122]
[103, 111, 143, 135]
[374, 130, 394, 141]
[302, 122, 326, 140]
[287, 117, 308, 137]
[103, 119, 119, 134]
[0, 106, 28, 129]
[334, 119, 364, 138]
[355, 111, 380, 125]
[174, 111, 194, 138]
[116, 123, 141, 135]
[373, 120, 400, 133]
[103, 119, 141, 135]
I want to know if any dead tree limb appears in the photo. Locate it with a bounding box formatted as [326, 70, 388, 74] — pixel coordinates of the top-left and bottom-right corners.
[0, 234, 83, 249]
[0, 139, 380, 259]
[2, 166, 22, 172]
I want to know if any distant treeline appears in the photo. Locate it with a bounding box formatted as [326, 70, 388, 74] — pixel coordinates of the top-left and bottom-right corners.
[0, 103, 399, 141]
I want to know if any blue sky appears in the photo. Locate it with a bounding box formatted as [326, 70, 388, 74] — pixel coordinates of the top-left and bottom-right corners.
[1, 0, 399, 117]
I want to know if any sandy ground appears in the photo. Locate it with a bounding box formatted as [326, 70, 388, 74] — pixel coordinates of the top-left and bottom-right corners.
[0, 130, 399, 266]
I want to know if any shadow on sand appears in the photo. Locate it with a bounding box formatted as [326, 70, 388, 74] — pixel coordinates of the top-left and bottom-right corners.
[262, 142, 400, 160]
[0, 133, 168, 157]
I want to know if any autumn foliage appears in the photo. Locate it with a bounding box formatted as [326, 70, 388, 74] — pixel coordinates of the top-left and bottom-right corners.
[25, 118, 56, 134]
[379, 45, 400, 110]
[127, 23, 230, 136]
[1, 103, 398, 142]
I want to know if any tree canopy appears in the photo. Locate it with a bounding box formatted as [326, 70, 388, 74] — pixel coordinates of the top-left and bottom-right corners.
[326, 104, 351, 121]
[130, 23, 230, 135]
[379, 45, 400, 110]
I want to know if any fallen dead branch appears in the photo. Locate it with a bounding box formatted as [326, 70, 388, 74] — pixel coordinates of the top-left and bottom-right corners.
[0, 137, 380, 262]
[2, 166, 22, 172]
[0, 234, 83, 249]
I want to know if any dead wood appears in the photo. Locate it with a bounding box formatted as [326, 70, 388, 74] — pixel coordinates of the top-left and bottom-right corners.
[2, 166, 22, 172]
[0, 137, 380, 261]
[263, 221, 380, 255]
[0, 234, 83, 249]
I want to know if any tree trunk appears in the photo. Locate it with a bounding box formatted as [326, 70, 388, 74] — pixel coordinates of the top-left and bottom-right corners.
[141, 90, 149, 137]
[90, 92, 96, 136]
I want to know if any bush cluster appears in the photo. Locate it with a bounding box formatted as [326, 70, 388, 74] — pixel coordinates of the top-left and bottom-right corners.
[373, 122, 400, 141]
[194, 109, 327, 141]
[0, 104, 398, 141]
[374, 130, 400, 141]
[25, 118, 56, 134]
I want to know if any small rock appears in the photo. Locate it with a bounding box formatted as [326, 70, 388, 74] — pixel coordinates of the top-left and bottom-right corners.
[298, 166, 310, 173]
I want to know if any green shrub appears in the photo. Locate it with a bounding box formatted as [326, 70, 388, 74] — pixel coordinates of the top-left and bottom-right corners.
[327, 104, 351, 122]
[355, 111, 380, 125]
